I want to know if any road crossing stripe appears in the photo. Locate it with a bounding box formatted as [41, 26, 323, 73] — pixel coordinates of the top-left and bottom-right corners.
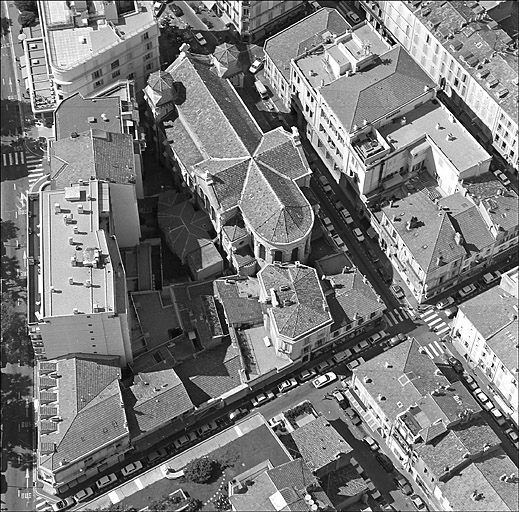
[35, 500, 49, 510]
[2, 153, 6, 165]
[429, 342, 441, 357]
[14, 152, 19, 164]
[428, 317, 443, 326]
[436, 326, 450, 335]
[422, 311, 437, 321]
[20, 152, 25, 163]
[422, 346, 434, 358]
[8, 152, 13, 165]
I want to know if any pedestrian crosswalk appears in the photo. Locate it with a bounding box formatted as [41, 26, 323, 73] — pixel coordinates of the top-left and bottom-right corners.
[34, 495, 52, 511]
[419, 340, 447, 360]
[384, 308, 409, 327]
[420, 309, 450, 336]
[26, 152, 46, 188]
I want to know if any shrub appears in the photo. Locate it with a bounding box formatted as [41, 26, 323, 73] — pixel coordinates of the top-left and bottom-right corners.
[184, 457, 217, 484]
[14, 1, 37, 13]
[18, 10, 37, 27]
[184, 498, 203, 512]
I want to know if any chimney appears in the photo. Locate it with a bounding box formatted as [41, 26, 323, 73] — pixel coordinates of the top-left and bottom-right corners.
[70, 131, 79, 139]
[436, 255, 444, 266]
[406, 219, 412, 230]
[320, 79, 325, 88]
[446, 132, 455, 141]
[291, 126, 301, 145]
[400, 117, 407, 125]
[454, 232, 463, 245]
[436, 122, 442, 130]
[179, 43, 190, 53]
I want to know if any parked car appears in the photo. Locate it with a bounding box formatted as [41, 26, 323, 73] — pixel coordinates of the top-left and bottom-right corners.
[368, 330, 387, 345]
[316, 359, 336, 372]
[353, 340, 370, 353]
[121, 461, 143, 477]
[436, 297, 455, 309]
[340, 209, 354, 225]
[298, 368, 317, 382]
[345, 407, 362, 425]
[52, 497, 76, 511]
[377, 267, 392, 284]
[153, 1, 167, 17]
[505, 427, 518, 443]
[196, 421, 218, 437]
[229, 407, 248, 421]
[312, 372, 337, 388]
[444, 305, 458, 319]
[391, 284, 405, 300]
[169, 2, 183, 16]
[490, 408, 506, 426]
[347, 357, 365, 371]
[332, 234, 346, 250]
[386, 333, 407, 348]
[74, 487, 95, 503]
[458, 284, 476, 299]
[448, 356, 464, 373]
[96, 473, 117, 490]
[482, 270, 501, 285]
[346, 11, 361, 24]
[249, 58, 264, 74]
[475, 389, 491, 406]
[321, 216, 332, 228]
[147, 447, 169, 464]
[353, 228, 365, 242]
[174, 432, 197, 449]
[318, 175, 333, 194]
[251, 390, 275, 407]
[194, 32, 207, 45]
[375, 453, 394, 473]
[493, 169, 511, 186]
[410, 494, 428, 510]
[363, 436, 379, 452]
[366, 247, 379, 263]
[335, 348, 353, 361]
[394, 476, 413, 495]
[332, 389, 348, 408]
[463, 373, 478, 390]
[278, 378, 298, 393]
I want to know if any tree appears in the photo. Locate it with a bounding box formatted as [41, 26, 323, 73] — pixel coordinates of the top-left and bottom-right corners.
[14, 1, 38, 13]
[184, 457, 217, 484]
[96, 504, 138, 512]
[0, 219, 18, 244]
[1, 16, 12, 37]
[18, 10, 37, 27]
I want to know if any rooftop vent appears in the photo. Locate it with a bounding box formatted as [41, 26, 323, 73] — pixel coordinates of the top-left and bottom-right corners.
[87, 116, 96, 123]
[70, 131, 79, 139]
[363, 376, 372, 383]
[378, 394, 386, 401]
[280, 285, 290, 292]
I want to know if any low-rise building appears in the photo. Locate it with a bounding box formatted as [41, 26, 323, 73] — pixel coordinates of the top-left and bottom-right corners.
[452, 267, 519, 425]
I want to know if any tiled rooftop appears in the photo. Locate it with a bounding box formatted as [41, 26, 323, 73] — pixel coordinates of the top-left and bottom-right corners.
[259, 263, 333, 340]
[40, 181, 126, 317]
[318, 46, 435, 132]
[439, 447, 519, 511]
[378, 101, 491, 172]
[38, 356, 123, 472]
[264, 8, 350, 82]
[214, 279, 263, 327]
[291, 415, 353, 473]
[408, 0, 518, 121]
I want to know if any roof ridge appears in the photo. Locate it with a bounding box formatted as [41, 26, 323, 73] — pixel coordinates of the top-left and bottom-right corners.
[425, 213, 452, 273]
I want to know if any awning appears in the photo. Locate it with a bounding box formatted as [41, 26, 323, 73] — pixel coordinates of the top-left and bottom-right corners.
[382, 173, 403, 190]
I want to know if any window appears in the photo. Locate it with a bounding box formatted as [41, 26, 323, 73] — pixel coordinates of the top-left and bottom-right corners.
[94, 79, 104, 88]
[92, 70, 102, 80]
[144, 53, 152, 61]
[127, 73, 135, 80]
[111, 59, 119, 70]
[145, 62, 154, 71]
[146, 42, 152, 51]
[142, 32, 149, 41]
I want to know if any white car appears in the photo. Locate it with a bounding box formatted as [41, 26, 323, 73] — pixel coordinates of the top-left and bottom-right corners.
[475, 390, 490, 404]
[229, 407, 248, 421]
[368, 331, 387, 345]
[194, 32, 207, 45]
[121, 461, 143, 477]
[332, 235, 346, 250]
[363, 436, 379, 451]
[490, 408, 506, 426]
[278, 378, 298, 393]
[340, 209, 354, 225]
[458, 284, 476, 298]
[96, 473, 117, 489]
[249, 58, 264, 74]
[335, 348, 353, 361]
[493, 169, 511, 186]
[74, 487, 94, 503]
[436, 297, 455, 309]
[353, 228, 365, 242]
[354, 340, 370, 352]
[52, 497, 76, 511]
[251, 390, 275, 407]
[482, 270, 501, 285]
[312, 372, 337, 388]
[321, 216, 332, 228]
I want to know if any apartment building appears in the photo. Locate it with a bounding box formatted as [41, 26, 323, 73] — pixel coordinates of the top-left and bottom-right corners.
[361, 0, 518, 172]
[212, 0, 306, 42]
[36, 356, 128, 494]
[452, 267, 518, 426]
[38, 0, 159, 105]
[144, 50, 315, 276]
[346, 338, 518, 510]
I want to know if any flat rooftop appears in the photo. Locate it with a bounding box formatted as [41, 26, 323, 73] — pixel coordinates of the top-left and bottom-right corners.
[42, 0, 155, 70]
[378, 101, 490, 171]
[40, 180, 125, 318]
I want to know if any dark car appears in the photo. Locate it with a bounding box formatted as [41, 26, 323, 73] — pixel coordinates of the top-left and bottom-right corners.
[169, 2, 183, 16]
[376, 453, 394, 473]
[377, 267, 392, 284]
[366, 246, 379, 263]
[448, 356, 464, 373]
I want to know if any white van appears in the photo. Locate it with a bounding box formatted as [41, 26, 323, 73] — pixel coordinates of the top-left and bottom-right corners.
[254, 80, 269, 100]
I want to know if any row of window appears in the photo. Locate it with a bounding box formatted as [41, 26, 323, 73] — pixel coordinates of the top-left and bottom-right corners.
[91, 45, 153, 81]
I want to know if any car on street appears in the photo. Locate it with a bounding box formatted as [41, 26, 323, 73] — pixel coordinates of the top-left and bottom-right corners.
[463, 373, 478, 390]
[436, 297, 455, 309]
[340, 209, 354, 225]
[493, 169, 511, 186]
[482, 270, 501, 285]
[321, 216, 332, 228]
[385, 333, 407, 348]
[196, 421, 218, 437]
[316, 359, 337, 372]
[335, 348, 353, 361]
[318, 175, 333, 194]
[147, 447, 169, 464]
[278, 378, 298, 393]
[391, 284, 405, 300]
[52, 497, 76, 511]
[194, 32, 207, 45]
[447, 356, 463, 373]
[346, 357, 365, 371]
[174, 432, 197, 450]
[505, 427, 518, 443]
[332, 234, 346, 250]
[410, 494, 428, 510]
[366, 246, 379, 263]
[346, 11, 361, 24]
[312, 372, 337, 388]
[96, 473, 117, 490]
[490, 408, 506, 426]
[332, 389, 348, 408]
[249, 58, 264, 74]
[229, 407, 248, 421]
[457, 284, 476, 299]
[363, 436, 379, 451]
[121, 461, 144, 477]
[368, 330, 387, 345]
[444, 305, 458, 318]
[251, 390, 275, 407]
[345, 407, 362, 425]
[352, 340, 369, 353]
[169, 3, 183, 16]
[394, 476, 413, 495]
[74, 487, 95, 503]
[375, 453, 394, 473]
[353, 228, 365, 242]
[377, 266, 392, 284]
[475, 389, 491, 405]
[298, 368, 317, 382]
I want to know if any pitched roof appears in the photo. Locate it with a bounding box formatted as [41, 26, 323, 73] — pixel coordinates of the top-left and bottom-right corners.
[259, 263, 333, 340]
[321, 46, 435, 131]
[264, 8, 350, 82]
[38, 356, 124, 472]
[291, 416, 353, 473]
[50, 129, 135, 189]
